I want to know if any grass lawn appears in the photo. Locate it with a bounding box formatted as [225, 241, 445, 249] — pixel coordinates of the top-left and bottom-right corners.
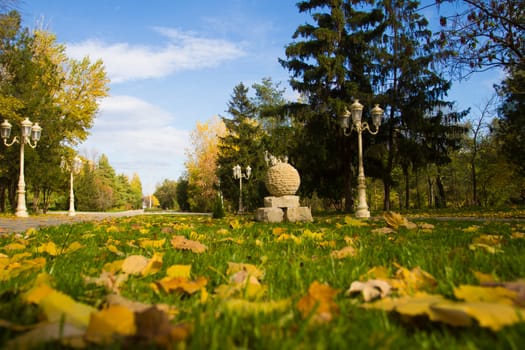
[1, 213, 525, 349]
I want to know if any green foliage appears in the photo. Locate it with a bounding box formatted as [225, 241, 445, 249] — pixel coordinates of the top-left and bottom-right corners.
[217, 83, 268, 212]
[0, 10, 109, 213]
[154, 178, 179, 210]
[212, 193, 225, 219]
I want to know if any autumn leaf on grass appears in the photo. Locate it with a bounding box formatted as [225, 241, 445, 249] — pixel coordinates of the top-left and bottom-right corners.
[105, 293, 177, 318]
[36, 241, 59, 256]
[383, 212, 417, 230]
[430, 300, 525, 331]
[106, 244, 124, 256]
[141, 252, 164, 276]
[166, 264, 192, 278]
[481, 280, 525, 307]
[344, 216, 368, 227]
[1, 256, 46, 281]
[171, 235, 207, 253]
[85, 304, 136, 344]
[330, 246, 357, 259]
[462, 225, 480, 233]
[454, 285, 518, 305]
[139, 238, 166, 249]
[346, 280, 392, 302]
[6, 322, 86, 350]
[132, 307, 192, 347]
[393, 264, 438, 295]
[229, 219, 242, 229]
[469, 243, 503, 254]
[297, 281, 340, 324]
[371, 227, 395, 235]
[3, 240, 27, 251]
[26, 287, 97, 328]
[360, 266, 391, 280]
[83, 271, 129, 294]
[227, 262, 264, 280]
[155, 276, 208, 295]
[122, 255, 149, 275]
[472, 270, 498, 284]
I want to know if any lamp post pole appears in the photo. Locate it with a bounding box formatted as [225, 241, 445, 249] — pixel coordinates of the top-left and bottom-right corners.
[232, 164, 251, 214]
[1, 118, 42, 217]
[339, 100, 383, 218]
[66, 156, 83, 216]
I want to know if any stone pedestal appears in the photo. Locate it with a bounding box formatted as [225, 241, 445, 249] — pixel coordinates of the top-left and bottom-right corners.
[255, 195, 312, 223]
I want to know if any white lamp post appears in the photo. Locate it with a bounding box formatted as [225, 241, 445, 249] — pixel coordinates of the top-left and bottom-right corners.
[61, 155, 82, 216]
[232, 164, 251, 214]
[1, 118, 42, 217]
[338, 100, 383, 218]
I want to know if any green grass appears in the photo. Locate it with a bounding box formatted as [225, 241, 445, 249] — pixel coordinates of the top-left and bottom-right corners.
[1, 213, 525, 349]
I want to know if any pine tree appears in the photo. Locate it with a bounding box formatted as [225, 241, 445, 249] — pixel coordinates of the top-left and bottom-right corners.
[217, 83, 266, 212]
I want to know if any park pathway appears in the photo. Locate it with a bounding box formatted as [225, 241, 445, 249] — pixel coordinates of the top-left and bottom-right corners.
[0, 210, 145, 235]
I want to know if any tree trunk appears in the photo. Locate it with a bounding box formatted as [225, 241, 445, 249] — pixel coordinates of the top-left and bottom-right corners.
[403, 163, 410, 209]
[415, 168, 421, 209]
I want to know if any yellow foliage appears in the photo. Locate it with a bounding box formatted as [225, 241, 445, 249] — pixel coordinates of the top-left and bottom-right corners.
[86, 305, 136, 343]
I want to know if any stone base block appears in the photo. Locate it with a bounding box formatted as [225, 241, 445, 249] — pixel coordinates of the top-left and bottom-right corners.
[264, 195, 300, 208]
[285, 207, 313, 223]
[255, 207, 284, 223]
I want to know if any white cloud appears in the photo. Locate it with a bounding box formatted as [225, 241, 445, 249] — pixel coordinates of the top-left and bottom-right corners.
[66, 28, 246, 83]
[80, 95, 190, 194]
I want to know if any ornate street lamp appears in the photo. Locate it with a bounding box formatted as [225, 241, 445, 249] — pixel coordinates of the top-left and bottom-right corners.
[232, 164, 251, 214]
[338, 100, 383, 218]
[61, 155, 83, 216]
[1, 118, 42, 217]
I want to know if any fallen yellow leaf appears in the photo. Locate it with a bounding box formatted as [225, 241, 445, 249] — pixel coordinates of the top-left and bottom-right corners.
[85, 304, 136, 343]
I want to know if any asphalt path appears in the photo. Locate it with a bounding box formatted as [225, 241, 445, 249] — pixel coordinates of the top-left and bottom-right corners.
[0, 210, 146, 235]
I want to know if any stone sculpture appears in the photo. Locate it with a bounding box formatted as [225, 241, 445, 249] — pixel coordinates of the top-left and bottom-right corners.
[255, 152, 313, 223]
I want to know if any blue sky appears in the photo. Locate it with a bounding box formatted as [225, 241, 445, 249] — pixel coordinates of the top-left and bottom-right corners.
[19, 1, 502, 195]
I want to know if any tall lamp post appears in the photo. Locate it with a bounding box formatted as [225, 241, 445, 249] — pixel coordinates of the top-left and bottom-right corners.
[232, 164, 251, 214]
[61, 155, 82, 216]
[338, 100, 383, 218]
[1, 118, 42, 217]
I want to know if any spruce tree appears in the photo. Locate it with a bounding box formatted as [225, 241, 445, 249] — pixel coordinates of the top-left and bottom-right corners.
[217, 83, 267, 212]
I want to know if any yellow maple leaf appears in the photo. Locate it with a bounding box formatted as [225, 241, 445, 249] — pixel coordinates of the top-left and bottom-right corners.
[227, 262, 264, 280]
[142, 252, 164, 276]
[36, 241, 59, 256]
[330, 246, 357, 259]
[139, 238, 166, 249]
[106, 244, 124, 256]
[121, 255, 149, 275]
[430, 300, 525, 331]
[65, 241, 84, 253]
[3, 242, 27, 251]
[393, 264, 437, 294]
[469, 243, 503, 254]
[39, 289, 97, 328]
[472, 270, 497, 284]
[454, 285, 517, 305]
[85, 304, 136, 343]
[296, 281, 340, 324]
[166, 264, 192, 278]
[360, 266, 390, 280]
[462, 225, 480, 233]
[344, 216, 368, 227]
[156, 276, 208, 295]
[170, 235, 207, 253]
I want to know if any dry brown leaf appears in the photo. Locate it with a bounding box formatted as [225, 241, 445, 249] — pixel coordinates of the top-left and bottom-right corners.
[330, 246, 357, 259]
[170, 235, 207, 253]
[5, 322, 85, 349]
[83, 271, 128, 293]
[371, 227, 395, 235]
[346, 279, 392, 302]
[122, 255, 149, 275]
[132, 308, 192, 347]
[383, 212, 417, 230]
